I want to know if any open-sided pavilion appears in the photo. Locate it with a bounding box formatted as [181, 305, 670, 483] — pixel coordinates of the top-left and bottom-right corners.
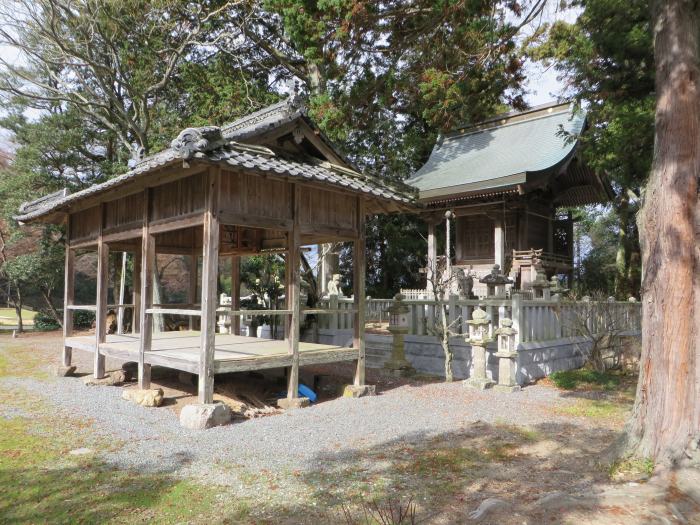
[15, 97, 413, 407]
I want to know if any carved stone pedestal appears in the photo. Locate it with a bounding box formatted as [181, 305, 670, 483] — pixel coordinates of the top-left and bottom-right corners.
[464, 343, 495, 390]
[493, 351, 520, 392]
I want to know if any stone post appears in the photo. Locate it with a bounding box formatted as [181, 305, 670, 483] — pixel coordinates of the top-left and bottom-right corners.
[384, 294, 415, 376]
[464, 307, 495, 390]
[493, 318, 520, 392]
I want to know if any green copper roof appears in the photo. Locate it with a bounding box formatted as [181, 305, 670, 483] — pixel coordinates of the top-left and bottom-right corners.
[407, 102, 586, 200]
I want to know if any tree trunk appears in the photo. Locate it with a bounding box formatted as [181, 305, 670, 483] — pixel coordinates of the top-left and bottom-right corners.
[614, 194, 631, 298]
[40, 288, 63, 328]
[627, 0, 700, 465]
[12, 289, 23, 334]
[440, 303, 453, 382]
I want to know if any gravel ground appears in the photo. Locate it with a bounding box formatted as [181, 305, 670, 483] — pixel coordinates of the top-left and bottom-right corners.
[2, 371, 579, 492]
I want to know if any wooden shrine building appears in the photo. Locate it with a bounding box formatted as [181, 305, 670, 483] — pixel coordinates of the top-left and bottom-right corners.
[16, 96, 412, 408]
[406, 102, 612, 292]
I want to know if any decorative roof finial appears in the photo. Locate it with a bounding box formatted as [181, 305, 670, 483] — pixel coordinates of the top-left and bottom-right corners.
[170, 126, 225, 160]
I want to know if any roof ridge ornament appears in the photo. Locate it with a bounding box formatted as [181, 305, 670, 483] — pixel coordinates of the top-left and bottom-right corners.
[171, 126, 225, 160]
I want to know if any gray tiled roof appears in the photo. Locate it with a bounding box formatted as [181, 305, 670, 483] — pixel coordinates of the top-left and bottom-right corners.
[15, 135, 414, 223]
[407, 102, 586, 199]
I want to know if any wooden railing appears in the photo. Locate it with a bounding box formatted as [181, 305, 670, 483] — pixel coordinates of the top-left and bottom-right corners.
[310, 294, 642, 345]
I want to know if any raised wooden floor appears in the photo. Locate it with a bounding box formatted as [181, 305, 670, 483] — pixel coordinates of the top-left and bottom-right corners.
[65, 331, 357, 374]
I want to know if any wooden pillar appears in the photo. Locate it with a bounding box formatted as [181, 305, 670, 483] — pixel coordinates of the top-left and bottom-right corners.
[427, 218, 437, 293]
[138, 189, 154, 388]
[353, 198, 367, 386]
[198, 168, 220, 404]
[94, 236, 109, 378]
[231, 255, 240, 335]
[132, 245, 141, 334]
[494, 219, 505, 268]
[116, 252, 127, 334]
[62, 224, 74, 367]
[286, 184, 301, 400]
[188, 252, 198, 331]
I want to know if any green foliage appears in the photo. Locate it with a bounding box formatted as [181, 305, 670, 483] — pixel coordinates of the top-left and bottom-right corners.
[73, 310, 96, 330]
[529, 0, 653, 297]
[33, 311, 60, 331]
[550, 369, 621, 390]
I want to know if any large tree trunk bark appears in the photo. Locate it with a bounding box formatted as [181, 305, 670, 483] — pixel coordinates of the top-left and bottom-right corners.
[627, 0, 700, 465]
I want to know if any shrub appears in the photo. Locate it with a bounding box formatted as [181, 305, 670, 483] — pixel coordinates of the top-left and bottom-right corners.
[34, 312, 60, 331]
[550, 369, 621, 390]
[73, 310, 96, 329]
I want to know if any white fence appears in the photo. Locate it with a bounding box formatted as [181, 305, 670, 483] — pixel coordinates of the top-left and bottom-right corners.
[314, 294, 642, 345]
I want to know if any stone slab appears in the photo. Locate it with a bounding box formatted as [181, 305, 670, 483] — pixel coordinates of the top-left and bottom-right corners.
[277, 397, 310, 410]
[84, 370, 127, 386]
[122, 388, 164, 407]
[463, 377, 495, 390]
[53, 365, 77, 377]
[343, 384, 377, 398]
[180, 402, 232, 430]
[493, 384, 521, 393]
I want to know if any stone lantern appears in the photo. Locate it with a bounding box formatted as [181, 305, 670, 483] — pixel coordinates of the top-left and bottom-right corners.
[479, 264, 513, 297]
[464, 307, 495, 390]
[530, 267, 551, 299]
[548, 275, 569, 297]
[384, 294, 415, 376]
[493, 318, 520, 392]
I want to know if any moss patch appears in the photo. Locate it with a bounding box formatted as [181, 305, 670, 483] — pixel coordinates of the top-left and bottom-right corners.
[549, 369, 621, 390]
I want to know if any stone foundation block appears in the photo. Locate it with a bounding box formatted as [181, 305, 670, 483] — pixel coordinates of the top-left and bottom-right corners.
[493, 384, 521, 393]
[277, 397, 310, 410]
[53, 365, 76, 377]
[180, 402, 232, 430]
[343, 384, 377, 398]
[84, 370, 127, 386]
[463, 377, 495, 390]
[122, 388, 164, 407]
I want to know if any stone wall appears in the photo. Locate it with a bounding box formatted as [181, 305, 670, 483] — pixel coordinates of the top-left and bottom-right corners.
[305, 328, 641, 385]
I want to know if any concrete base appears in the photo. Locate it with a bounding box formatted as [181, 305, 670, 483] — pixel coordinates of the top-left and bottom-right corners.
[343, 384, 377, 398]
[493, 384, 521, 393]
[180, 402, 232, 429]
[53, 365, 76, 377]
[463, 377, 495, 390]
[277, 397, 310, 410]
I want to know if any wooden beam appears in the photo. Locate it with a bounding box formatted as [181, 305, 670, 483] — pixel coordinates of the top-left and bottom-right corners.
[199, 167, 221, 404]
[286, 184, 301, 400]
[219, 211, 293, 231]
[353, 197, 367, 386]
[62, 221, 74, 367]
[148, 212, 204, 234]
[146, 308, 201, 316]
[494, 218, 505, 269]
[138, 189, 154, 388]
[231, 256, 241, 335]
[94, 235, 109, 378]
